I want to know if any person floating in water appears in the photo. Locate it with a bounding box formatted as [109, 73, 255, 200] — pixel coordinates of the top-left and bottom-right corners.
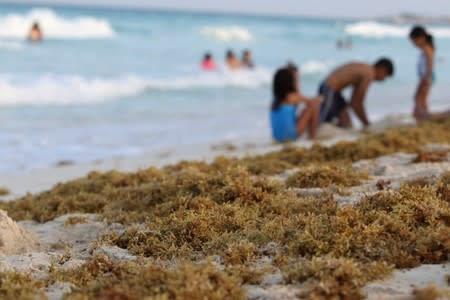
[201, 53, 217, 71]
[337, 37, 352, 50]
[225, 50, 241, 70]
[318, 58, 394, 128]
[270, 64, 322, 142]
[242, 49, 254, 68]
[28, 22, 43, 42]
[409, 26, 436, 121]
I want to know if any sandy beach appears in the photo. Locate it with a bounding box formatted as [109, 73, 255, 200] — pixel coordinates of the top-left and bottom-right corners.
[0, 117, 449, 299]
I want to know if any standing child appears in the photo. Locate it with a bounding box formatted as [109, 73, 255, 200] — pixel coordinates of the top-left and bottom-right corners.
[270, 64, 322, 142]
[409, 26, 436, 120]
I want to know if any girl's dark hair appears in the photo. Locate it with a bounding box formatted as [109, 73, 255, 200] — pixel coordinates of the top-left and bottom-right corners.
[204, 53, 212, 60]
[272, 67, 296, 111]
[286, 62, 298, 73]
[410, 26, 435, 49]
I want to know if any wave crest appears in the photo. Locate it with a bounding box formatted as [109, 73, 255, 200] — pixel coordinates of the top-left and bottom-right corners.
[201, 26, 253, 42]
[0, 61, 331, 107]
[0, 69, 272, 107]
[301, 61, 332, 74]
[0, 8, 115, 40]
[345, 21, 450, 38]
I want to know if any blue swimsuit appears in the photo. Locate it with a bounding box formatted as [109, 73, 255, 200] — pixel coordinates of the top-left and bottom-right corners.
[418, 53, 436, 82]
[270, 104, 298, 142]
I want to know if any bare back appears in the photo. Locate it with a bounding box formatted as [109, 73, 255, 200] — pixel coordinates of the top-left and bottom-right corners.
[325, 63, 375, 91]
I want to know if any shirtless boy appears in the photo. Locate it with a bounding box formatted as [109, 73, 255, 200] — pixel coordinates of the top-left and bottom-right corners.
[319, 58, 394, 128]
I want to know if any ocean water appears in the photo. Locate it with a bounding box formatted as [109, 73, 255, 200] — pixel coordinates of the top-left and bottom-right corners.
[0, 3, 449, 174]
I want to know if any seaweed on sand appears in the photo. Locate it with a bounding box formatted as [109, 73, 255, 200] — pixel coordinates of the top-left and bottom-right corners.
[242, 118, 450, 175]
[0, 272, 46, 300]
[413, 150, 449, 163]
[413, 284, 450, 300]
[0, 120, 450, 299]
[64, 216, 89, 227]
[285, 163, 368, 189]
[283, 257, 391, 300]
[0, 188, 10, 197]
[50, 255, 245, 300]
[2, 119, 450, 222]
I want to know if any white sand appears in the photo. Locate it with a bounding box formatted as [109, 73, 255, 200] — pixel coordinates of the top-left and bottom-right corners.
[0, 210, 38, 256]
[365, 264, 450, 300]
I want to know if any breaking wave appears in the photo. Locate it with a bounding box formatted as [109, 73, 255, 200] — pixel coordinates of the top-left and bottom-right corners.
[0, 8, 115, 40]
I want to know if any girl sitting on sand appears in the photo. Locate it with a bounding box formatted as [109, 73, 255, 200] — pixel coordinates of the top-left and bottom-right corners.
[270, 64, 322, 142]
[409, 26, 435, 120]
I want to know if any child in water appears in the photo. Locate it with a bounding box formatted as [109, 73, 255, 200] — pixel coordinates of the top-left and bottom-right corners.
[201, 53, 216, 71]
[242, 50, 254, 69]
[226, 50, 241, 70]
[409, 26, 435, 120]
[28, 22, 43, 42]
[270, 64, 322, 142]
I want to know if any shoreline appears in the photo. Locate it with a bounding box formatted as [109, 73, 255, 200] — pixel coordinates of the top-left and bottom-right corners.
[0, 124, 360, 200]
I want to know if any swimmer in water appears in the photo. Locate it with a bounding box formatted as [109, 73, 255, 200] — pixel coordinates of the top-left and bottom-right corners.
[28, 22, 43, 42]
[242, 49, 254, 69]
[201, 53, 217, 71]
[226, 50, 241, 70]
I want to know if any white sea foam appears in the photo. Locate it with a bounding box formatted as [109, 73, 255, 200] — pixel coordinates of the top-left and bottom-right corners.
[0, 69, 273, 107]
[0, 41, 23, 50]
[0, 75, 146, 106]
[345, 21, 450, 38]
[0, 62, 333, 107]
[300, 61, 332, 74]
[201, 26, 253, 42]
[0, 8, 115, 40]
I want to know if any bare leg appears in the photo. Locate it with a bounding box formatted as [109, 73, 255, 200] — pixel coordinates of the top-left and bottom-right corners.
[338, 108, 353, 128]
[296, 102, 321, 140]
[307, 101, 320, 139]
[414, 80, 431, 120]
[296, 105, 314, 138]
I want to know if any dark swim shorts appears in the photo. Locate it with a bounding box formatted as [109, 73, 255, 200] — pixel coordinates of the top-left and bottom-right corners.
[318, 82, 348, 123]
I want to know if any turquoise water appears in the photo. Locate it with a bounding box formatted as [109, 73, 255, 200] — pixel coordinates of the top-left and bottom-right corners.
[0, 3, 449, 173]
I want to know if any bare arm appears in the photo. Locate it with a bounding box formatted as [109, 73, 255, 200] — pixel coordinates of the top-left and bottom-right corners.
[424, 47, 434, 81]
[350, 78, 371, 127]
[285, 93, 318, 105]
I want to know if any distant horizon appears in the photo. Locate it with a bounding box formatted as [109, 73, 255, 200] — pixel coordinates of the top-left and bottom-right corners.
[0, 1, 347, 20]
[2, 0, 450, 20]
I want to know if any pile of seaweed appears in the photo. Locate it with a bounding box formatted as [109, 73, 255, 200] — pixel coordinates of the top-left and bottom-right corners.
[0, 119, 450, 299]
